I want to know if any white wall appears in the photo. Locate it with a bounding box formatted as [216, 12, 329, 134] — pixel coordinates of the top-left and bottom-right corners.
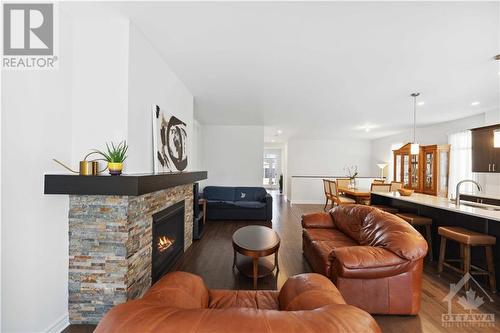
[370, 114, 486, 180]
[192, 120, 203, 171]
[1, 11, 74, 333]
[201, 125, 264, 187]
[1, 9, 194, 333]
[70, 17, 130, 163]
[127, 23, 194, 173]
[286, 138, 372, 202]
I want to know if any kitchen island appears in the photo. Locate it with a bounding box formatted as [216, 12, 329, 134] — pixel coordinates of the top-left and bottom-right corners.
[372, 191, 500, 283]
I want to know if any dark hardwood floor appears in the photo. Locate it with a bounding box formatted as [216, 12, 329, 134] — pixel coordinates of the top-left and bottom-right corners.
[65, 191, 500, 333]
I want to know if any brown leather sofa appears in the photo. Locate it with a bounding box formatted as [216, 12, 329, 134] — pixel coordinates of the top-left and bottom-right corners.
[96, 271, 381, 333]
[302, 204, 428, 315]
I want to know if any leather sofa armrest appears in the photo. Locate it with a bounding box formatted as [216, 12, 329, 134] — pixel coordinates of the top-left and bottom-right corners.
[301, 212, 335, 229]
[265, 193, 273, 221]
[278, 273, 345, 311]
[142, 271, 209, 308]
[332, 246, 411, 279]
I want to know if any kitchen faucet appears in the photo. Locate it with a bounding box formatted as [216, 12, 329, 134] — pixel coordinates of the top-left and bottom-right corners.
[455, 180, 482, 206]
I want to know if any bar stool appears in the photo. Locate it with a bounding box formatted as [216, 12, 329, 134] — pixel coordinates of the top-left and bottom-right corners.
[438, 226, 496, 292]
[371, 205, 399, 214]
[396, 213, 433, 260]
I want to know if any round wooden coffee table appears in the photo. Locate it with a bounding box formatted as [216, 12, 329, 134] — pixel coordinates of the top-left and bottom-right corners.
[232, 225, 280, 289]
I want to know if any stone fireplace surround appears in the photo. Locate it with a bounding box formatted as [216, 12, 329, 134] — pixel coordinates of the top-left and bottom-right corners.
[44, 171, 207, 324]
[68, 185, 193, 323]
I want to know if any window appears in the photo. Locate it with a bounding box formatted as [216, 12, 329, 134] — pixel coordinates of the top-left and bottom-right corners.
[448, 130, 477, 198]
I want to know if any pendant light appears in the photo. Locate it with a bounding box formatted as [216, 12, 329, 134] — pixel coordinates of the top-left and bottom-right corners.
[494, 55, 500, 147]
[410, 93, 420, 155]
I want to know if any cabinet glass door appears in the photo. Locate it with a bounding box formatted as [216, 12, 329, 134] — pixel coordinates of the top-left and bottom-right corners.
[410, 155, 419, 189]
[424, 152, 434, 190]
[395, 154, 402, 182]
[403, 154, 409, 186]
[439, 151, 449, 196]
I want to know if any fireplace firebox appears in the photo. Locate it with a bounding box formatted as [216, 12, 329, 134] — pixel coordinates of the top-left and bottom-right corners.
[152, 200, 185, 283]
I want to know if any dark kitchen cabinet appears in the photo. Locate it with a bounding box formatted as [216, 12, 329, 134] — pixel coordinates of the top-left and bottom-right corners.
[471, 124, 500, 173]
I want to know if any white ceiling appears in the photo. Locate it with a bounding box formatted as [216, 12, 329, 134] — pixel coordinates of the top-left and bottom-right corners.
[112, 1, 500, 141]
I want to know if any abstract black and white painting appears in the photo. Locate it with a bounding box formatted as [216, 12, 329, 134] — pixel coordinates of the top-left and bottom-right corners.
[152, 104, 188, 172]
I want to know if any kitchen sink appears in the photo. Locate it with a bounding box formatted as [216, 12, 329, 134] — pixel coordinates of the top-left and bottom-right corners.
[457, 201, 500, 212]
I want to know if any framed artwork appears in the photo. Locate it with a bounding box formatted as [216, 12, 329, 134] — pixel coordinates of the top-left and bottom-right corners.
[152, 104, 188, 172]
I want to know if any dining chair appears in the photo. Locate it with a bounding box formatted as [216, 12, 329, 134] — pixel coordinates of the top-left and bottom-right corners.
[371, 183, 392, 193]
[368, 183, 398, 214]
[336, 178, 350, 194]
[322, 179, 335, 211]
[372, 179, 385, 184]
[390, 181, 403, 191]
[329, 180, 356, 207]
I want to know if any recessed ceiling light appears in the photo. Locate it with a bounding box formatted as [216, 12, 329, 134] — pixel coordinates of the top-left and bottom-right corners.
[271, 139, 275, 143]
[471, 101, 480, 106]
[365, 127, 371, 132]
[277, 130, 283, 134]
[417, 101, 425, 106]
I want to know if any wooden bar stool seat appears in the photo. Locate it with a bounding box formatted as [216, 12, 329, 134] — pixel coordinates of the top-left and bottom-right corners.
[438, 226, 495, 245]
[372, 205, 398, 214]
[438, 226, 496, 292]
[396, 213, 432, 226]
[396, 213, 433, 260]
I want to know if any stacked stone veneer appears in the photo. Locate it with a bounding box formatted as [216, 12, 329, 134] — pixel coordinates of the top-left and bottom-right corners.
[68, 184, 193, 324]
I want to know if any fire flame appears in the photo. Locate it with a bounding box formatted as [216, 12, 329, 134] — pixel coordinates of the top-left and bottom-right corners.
[158, 236, 174, 252]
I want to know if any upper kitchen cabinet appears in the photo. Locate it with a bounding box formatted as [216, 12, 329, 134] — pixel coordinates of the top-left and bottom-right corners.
[471, 124, 500, 173]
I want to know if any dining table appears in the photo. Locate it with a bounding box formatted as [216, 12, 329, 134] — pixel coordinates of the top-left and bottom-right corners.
[338, 186, 371, 203]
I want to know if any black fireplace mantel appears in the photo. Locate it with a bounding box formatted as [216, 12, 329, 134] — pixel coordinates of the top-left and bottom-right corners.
[44, 171, 207, 196]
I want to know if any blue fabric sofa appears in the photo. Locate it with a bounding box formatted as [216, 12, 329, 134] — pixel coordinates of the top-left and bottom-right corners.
[202, 186, 273, 221]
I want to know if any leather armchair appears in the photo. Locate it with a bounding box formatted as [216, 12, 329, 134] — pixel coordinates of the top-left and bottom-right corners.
[96, 271, 381, 333]
[302, 205, 428, 315]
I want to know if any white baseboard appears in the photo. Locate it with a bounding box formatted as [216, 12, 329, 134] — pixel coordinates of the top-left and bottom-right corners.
[45, 314, 69, 333]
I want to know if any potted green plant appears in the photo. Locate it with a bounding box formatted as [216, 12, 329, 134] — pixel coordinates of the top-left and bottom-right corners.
[94, 141, 128, 175]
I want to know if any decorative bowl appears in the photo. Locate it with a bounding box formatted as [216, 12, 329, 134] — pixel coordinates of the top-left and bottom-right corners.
[397, 188, 414, 196]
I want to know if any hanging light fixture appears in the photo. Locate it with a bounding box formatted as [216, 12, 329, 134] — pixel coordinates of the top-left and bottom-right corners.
[494, 55, 500, 147]
[410, 93, 420, 155]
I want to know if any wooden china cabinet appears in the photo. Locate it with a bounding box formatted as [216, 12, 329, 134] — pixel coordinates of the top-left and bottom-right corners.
[393, 143, 450, 197]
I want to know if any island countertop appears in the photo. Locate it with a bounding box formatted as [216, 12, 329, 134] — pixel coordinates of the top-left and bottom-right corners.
[372, 191, 500, 222]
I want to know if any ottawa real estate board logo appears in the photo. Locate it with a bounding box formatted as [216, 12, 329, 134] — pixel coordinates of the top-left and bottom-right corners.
[2, 3, 58, 69]
[442, 273, 495, 328]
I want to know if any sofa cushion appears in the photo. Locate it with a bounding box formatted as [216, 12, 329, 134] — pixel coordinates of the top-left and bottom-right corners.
[206, 200, 236, 209]
[361, 210, 428, 261]
[209, 290, 279, 310]
[332, 246, 412, 279]
[304, 233, 358, 277]
[204, 186, 236, 201]
[233, 201, 266, 209]
[304, 229, 358, 244]
[234, 187, 267, 202]
[330, 205, 374, 243]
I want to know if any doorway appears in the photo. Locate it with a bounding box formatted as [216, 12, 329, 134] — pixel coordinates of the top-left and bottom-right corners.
[263, 148, 282, 189]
